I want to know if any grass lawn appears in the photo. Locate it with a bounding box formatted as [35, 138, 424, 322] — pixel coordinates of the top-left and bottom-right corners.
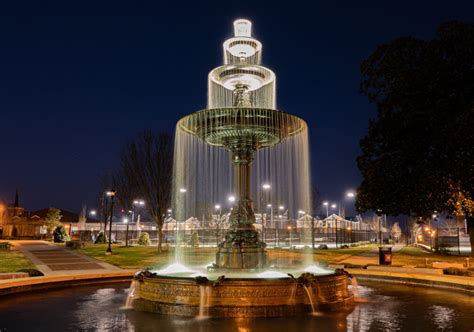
[77, 244, 378, 269]
[0, 248, 35, 273]
[392, 246, 469, 267]
[76, 243, 471, 271]
[77, 245, 217, 269]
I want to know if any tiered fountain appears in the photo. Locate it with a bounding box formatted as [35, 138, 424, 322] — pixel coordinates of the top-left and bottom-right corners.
[131, 19, 353, 317]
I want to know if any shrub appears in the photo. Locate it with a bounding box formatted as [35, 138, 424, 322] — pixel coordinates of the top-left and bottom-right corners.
[443, 267, 468, 276]
[66, 240, 87, 249]
[138, 232, 151, 246]
[344, 263, 365, 269]
[53, 225, 69, 243]
[436, 243, 452, 255]
[317, 244, 328, 250]
[17, 268, 44, 277]
[0, 242, 11, 250]
[94, 232, 107, 244]
[189, 232, 199, 248]
[340, 244, 350, 249]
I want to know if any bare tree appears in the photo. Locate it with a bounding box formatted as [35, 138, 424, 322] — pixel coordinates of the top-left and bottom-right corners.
[407, 217, 420, 244]
[439, 217, 459, 236]
[208, 212, 229, 246]
[390, 222, 402, 243]
[118, 130, 173, 252]
[310, 186, 322, 216]
[112, 167, 138, 213]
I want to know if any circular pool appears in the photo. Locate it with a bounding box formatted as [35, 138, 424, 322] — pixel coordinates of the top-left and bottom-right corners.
[0, 281, 472, 331]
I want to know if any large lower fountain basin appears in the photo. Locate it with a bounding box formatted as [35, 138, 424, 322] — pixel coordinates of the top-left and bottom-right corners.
[131, 271, 353, 317]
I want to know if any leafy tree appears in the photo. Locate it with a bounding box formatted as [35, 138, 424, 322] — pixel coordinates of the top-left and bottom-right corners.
[53, 224, 69, 243]
[189, 231, 200, 248]
[138, 232, 151, 246]
[94, 231, 107, 244]
[357, 21, 474, 255]
[44, 208, 63, 231]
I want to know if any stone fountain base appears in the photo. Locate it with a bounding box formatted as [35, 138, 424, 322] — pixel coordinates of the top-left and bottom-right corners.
[131, 271, 354, 317]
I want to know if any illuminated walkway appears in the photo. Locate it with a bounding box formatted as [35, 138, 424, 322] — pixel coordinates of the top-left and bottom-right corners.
[11, 240, 121, 276]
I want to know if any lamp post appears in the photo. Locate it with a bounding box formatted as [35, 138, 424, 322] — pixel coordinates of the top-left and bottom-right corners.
[344, 191, 356, 244]
[431, 213, 437, 251]
[215, 204, 221, 246]
[123, 217, 129, 244]
[376, 209, 383, 245]
[288, 225, 292, 248]
[101, 191, 109, 233]
[106, 190, 116, 254]
[323, 201, 329, 218]
[267, 204, 274, 246]
[262, 183, 271, 241]
[331, 204, 338, 248]
[277, 205, 284, 248]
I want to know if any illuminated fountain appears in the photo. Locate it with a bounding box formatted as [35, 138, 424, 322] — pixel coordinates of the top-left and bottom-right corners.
[131, 19, 353, 317]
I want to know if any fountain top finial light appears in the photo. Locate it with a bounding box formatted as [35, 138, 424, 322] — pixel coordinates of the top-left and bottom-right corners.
[234, 19, 252, 37]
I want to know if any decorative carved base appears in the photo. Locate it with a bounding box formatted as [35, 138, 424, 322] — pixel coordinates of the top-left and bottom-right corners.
[215, 243, 267, 269]
[132, 272, 354, 317]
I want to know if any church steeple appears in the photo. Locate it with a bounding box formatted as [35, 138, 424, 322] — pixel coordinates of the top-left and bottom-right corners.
[14, 189, 19, 208]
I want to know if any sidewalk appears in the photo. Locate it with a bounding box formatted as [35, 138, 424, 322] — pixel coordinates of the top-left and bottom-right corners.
[10, 240, 123, 276]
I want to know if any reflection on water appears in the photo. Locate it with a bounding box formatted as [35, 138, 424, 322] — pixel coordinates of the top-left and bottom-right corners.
[0, 281, 472, 331]
[429, 305, 455, 331]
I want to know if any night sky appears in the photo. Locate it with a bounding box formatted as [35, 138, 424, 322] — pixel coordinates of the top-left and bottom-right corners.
[1, 0, 473, 214]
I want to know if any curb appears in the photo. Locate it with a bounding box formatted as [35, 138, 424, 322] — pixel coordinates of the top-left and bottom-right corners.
[0, 271, 135, 296]
[346, 268, 474, 293]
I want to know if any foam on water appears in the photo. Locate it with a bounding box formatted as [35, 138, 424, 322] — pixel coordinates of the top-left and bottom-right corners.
[303, 265, 333, 275]
[151, 262, 197, 275]
[256, 271, 289, 278]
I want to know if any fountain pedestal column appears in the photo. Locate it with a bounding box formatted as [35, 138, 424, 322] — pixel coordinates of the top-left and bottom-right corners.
[215, 146, 267, 269]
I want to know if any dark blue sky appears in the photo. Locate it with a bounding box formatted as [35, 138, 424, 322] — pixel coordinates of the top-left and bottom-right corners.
[1, 0, 473, 213]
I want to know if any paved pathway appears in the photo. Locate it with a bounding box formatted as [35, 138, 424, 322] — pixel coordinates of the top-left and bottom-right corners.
[11, 240, 122, 276]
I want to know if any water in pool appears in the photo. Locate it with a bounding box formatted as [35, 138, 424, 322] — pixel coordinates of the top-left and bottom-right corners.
[0, 281, 472, 331]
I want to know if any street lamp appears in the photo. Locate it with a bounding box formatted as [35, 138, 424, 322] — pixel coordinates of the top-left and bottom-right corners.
[228, 195, 236, 203]
[89, 210, 97, 217]
[262, 183, 271, 190]
[346, 191, 355, 198]
[105, 190, 116, 254]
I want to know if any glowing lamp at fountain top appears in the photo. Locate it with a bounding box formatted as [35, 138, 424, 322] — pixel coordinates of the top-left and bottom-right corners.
[234, 19, 252, 37]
